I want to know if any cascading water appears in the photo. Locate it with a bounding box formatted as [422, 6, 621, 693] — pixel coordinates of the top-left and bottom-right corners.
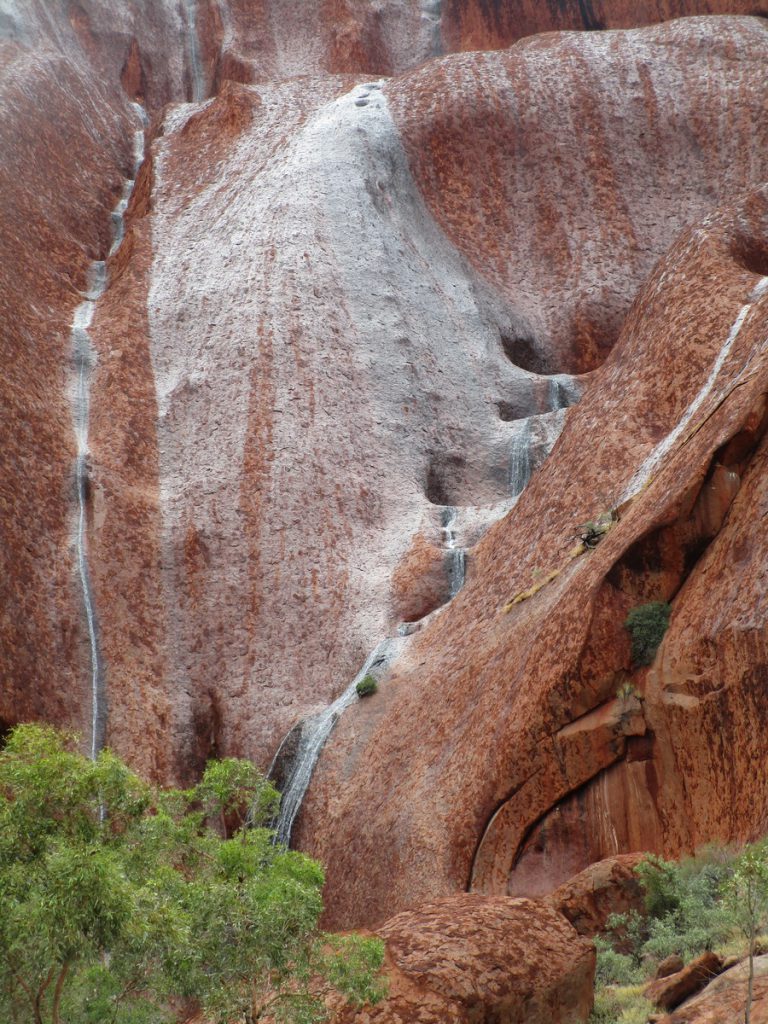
[620, 276, 768, 506]
[420, 0, 443, 56]
[69, 102, 146, 760]
[72, 310, 102, 761]
[508, 419, 533, 497]
[268, 372, 585, 843]
[508, 377, 580, 497]
[270, 636, 408, 846]
[548, 373, 581, 410]
[184, 0, 206, 103]
[441, 506, 466, 598]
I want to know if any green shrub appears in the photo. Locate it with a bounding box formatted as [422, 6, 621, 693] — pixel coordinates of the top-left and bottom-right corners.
[595, 936, 643, 987]
[604, 852, 736, 970]
[624, 602, 671, 666]
[589, 985, 653, 1024]
[356, 674, 378, 697]
[0, 724, 386, 1024]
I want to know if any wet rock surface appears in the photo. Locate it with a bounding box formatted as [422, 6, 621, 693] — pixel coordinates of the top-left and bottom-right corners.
[3, 0, 768, 960]
[301, 184, 768, 928]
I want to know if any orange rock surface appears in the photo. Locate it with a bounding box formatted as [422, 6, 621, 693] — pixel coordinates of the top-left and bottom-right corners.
[645, 952, 724, 1011]
[301, 183, 768, 927]
[4, 0, 768, 965]
[548, 854, 646, 937]
[333, 895, 595, 1024]
[662, 954, 768, 1023]
[442, 0, 768, 53]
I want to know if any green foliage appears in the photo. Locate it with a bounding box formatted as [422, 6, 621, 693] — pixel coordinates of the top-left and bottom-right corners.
[723, 842, 768, 1024]
[321, 935, 389, 1006]
[589, 986, 653, 1024]
[594, 936, 642, 987]
[596, 850, 736, 991]
[356, 674, 378, 698]
[624, 602, 671, 666]
[723, 841, 768, 943]
[594, 845, 768, 1024]
[0, 724, 385, 1024]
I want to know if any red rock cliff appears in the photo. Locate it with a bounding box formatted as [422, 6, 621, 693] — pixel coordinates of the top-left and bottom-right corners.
[2, 1, 768, 936]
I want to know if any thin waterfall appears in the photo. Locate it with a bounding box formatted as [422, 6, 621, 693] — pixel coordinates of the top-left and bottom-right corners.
[441, 506, 466, 598]
[270, 636, 408, 846]
[266, 371, 588, 842]
[184, 0, 206, 103]
[509, 419, 533, 496]
[548, 374, 582, 409]
[508, 407, 570, 498]
[73, 314, 102, 760]
[620, 276, 768, 506]
[69, 103, 146, 760]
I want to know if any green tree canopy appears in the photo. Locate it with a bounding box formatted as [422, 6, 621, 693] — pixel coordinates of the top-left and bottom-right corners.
[0, 724, 385, 1024]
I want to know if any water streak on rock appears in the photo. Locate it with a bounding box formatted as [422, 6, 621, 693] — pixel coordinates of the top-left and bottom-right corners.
[621, 275, 768, 505]
[184, 0, 206, 103]
[70, 103, 146, 759]
[441, 506, 466, 598]
[271, 635, 408, 846]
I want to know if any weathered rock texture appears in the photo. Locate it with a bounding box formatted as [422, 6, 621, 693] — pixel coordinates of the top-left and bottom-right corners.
[301, 179, 768, 927]
[662, 954, 768, 1023]
[645, 952, 724, 1011]
[3, 0, 768, 945]
[332, 895, 595, 1024]
[548, 854, 646, 937]
[442, 0, 768, 53]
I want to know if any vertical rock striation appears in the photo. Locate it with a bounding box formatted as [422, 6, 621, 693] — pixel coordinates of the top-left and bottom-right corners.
[3, 1, 768, 924]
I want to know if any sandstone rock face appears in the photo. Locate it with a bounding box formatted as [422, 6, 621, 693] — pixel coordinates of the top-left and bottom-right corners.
[548, 854, 646, 937]
[0, 10, 141, 747]
[388, 18, 768, 375]
[301, 181, 768, 927]
[663, 954, 768, 1023]
[332, 895, 595, 1024]
[645, 952, 724, 1011]
[441, 0, 768, 53]
[9, 3, 765, 784]
[4, 0, 768, 943]
[657, 956, 686, 981]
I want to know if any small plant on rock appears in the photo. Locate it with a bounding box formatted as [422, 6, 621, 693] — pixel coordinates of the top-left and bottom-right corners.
[624, 601, 671, 666]
[356, 674, 378, 698]
[616, 680, 637, 702]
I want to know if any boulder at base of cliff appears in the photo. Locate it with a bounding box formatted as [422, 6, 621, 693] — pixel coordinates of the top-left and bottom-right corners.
[644, 952, 723, 1011]
[548, 853, 646, 937]
[657, 954, 768, 1023]
[333, 894, 594, 1023]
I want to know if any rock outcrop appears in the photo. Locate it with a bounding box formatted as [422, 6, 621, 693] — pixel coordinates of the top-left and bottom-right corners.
[332, 895, 595, 1024]
[300, 180, 768, 927]
[548, 854, 646, 937]
[4, 0, 768, 960]
[6, 9, 768, 788]
[645, 952, 724, 1011]
[441, 0, 768, 53]
[660, 954, 768, 1022]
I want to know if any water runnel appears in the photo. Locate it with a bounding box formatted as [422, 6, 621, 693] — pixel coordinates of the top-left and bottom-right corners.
[270, 635, 408, 847]
[184, 0, 206, 103]
[441, 506, 466, 598]
[69, 102, 146, 760]
[620, 276, 768, 505]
